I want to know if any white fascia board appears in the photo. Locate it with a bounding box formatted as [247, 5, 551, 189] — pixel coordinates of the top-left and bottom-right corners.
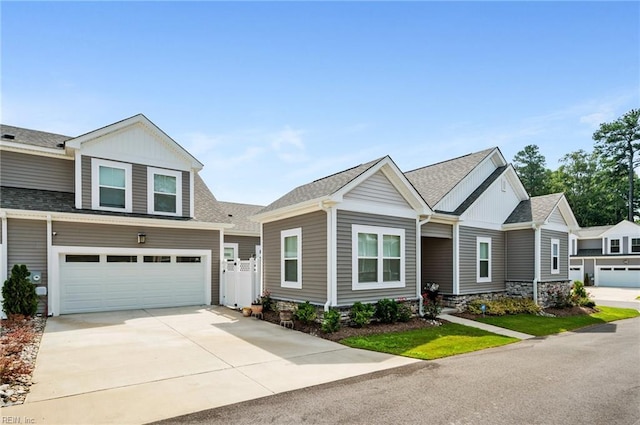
[502, 222, 535, 231]
[337, 200, 419, 219]
[429, 213, 460, 224]
[458, 220, 503, 231]
[1, 208, 233, 230]
[556, 197, 580, 230]
[540, 222, 570, 233]
[0, 144, 72, 159]
[250, 197, 329, 224]
[65, 114, 204, 170]
[224, 229, 261, 237]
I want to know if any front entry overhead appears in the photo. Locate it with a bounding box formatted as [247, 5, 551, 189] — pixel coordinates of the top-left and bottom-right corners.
[58, 251, 209, 314]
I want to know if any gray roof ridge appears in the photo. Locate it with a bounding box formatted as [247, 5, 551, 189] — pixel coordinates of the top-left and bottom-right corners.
[404, 146, 496, 174]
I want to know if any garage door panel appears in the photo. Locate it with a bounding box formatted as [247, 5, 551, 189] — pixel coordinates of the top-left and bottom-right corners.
[598, 267, 640, 288]
[60, 252, 207, 314]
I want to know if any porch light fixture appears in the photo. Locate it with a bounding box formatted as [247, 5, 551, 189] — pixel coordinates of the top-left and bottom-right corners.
[137, 233, 146, 244]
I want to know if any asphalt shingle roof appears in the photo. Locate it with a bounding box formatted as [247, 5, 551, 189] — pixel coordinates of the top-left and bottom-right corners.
[193, 174, 231, 224]
[259, 157, 385, 214]
[218, 201, 264, 234]
[504, 193, 564, 224]
[0, 124, 70, 149]
[574, 225, 613, 238]
[405, 148, 496, 207]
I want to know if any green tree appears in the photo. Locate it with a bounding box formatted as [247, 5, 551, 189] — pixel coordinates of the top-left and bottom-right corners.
[513, 144, 551, 196]
[593, 109, 640, 221]
[2, 264, 38, 317]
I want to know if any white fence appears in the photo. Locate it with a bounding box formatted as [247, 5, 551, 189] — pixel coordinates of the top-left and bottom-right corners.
[222, 258, 261, 309]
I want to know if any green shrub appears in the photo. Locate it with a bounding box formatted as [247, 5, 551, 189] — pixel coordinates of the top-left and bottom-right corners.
[570, 281, 595, 307]
[349, 302, 375, 327]
[422, 297, 443, 319]
[466, 297, 540, 316]
[259, 290, 273, 312]
[2, 264, 38, 317]
[375, 298, 399, 323]
[295, 301, 317, 324]
[397, 303, 413, 322]
[321, 309, 341, 333]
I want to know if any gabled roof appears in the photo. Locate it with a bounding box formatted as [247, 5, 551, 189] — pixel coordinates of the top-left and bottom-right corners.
[258, 157, 385, 214]
[0, 124, 71, 150]
[600, 220, 640, 237]
[505, 193, 566, 225]
[193, 174, 231, 224]
[573, 225, 613, 239]
[453, 165, 509, 215]
[405, 147, 496, 207]
[218, 201, 264, 235]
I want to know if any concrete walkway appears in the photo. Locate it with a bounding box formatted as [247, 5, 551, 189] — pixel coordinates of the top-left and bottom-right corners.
[2, 306, 418, 425]
[438, 313, 536, 340]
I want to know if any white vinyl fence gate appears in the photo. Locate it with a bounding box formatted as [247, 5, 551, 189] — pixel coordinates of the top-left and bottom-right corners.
[222, 258, 261, 309]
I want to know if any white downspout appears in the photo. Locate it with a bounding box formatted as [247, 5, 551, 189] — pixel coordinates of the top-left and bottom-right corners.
[533, 224, 541, 304]
[219, 228, 225, 306]
[453, 222, 460, 295]
[46, 215, 53, 316]
[417, 215, 431, 317]
[320, 201, 334, 311]
[0, 211, 7, 319]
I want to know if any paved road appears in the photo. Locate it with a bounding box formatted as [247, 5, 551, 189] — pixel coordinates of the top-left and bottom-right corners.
[155, 317, 640, 425]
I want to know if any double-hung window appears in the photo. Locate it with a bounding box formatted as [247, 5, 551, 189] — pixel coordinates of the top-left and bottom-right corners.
[352, 225, 405, 290]
[281, 228, 302, 288]
[92, 159, 132, 212]
[551, 239, 560, 274]
[609, 238, 621, 254]
[147, 167, 182, 216]
[477, 237, 491, 283]
[632, 238, 640, 253]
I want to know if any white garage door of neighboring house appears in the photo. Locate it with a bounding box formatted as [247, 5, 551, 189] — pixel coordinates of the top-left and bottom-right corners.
[569, 266, 583, 283]
[597, 266, 640, 288]
[59, 252, 208, 314]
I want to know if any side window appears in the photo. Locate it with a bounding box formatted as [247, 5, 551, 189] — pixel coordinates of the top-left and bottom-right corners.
[477, 237, 491, 283]
[551, 239, 560, 274]
[281, 228, 302, 289]
[147, 167, 182, 216]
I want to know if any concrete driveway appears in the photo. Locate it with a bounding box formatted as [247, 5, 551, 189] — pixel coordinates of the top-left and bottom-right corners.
[588, 286, 640, 310]
[3, 306, 418, 424]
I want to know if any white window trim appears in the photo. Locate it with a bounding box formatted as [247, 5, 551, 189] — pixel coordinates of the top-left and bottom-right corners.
[147, 167, 183, 216]
[476, 237, 491, 283]
[281, 228, 302, 289]
[351, 224, 405, 291]
[223, 243, 239, 261]
[91, 158, 133, 213]
[630, 237, 640, 254]
[608, 238, 621, 254]
[551, 238, 560, 274]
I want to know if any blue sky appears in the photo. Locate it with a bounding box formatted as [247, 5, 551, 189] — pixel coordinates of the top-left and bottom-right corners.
[2, 1, 638, 206]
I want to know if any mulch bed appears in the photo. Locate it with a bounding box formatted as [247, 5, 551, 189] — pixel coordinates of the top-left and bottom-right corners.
[453, 305, 599, 320]
[261, 310, 441, 342]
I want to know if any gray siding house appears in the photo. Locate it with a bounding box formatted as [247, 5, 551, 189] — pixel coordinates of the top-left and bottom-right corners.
[0, 115, 234, 316]
[569, 220, 640, 288]
[218, 201, 263, 260]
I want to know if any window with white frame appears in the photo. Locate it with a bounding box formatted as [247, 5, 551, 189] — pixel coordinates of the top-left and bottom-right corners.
[147, 167, 182, 216]
[551, 239, 560, 274]
[352, 225, 405, 290]
[477, 237, 491, 283]
[223, 243, 238, 261]
[92, 159, 132, 212]
[609, 238, 621, 254]
[632, 238, 640, 253]
[281, 228, 302, 288]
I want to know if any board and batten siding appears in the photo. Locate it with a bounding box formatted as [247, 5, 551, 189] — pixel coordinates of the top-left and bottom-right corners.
[336, 210, 417, 305]
[81, 155, 191, 217]
[437, 157, 496, 212]
[224, 235, 260, 260]
[51, 221, 221, 304]
[262, 211, 327, 304]
[459, 226, 505, 294]
[7, 219, 48, 314]
[1, 151, 74, 193]
[421, 222, 452, 238]
[421, 237, 453, 293]
[344, 171, 411, 208]
[505, 229, 534, 281]
[540, 228, 568, 281]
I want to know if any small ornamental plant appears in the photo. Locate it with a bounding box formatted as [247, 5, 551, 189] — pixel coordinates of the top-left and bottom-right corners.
[349, 302, 375, 327]
[422, 295, 442, 320]
[321, 309, 341, 333]
[295, 301, 317, 324]
[2, 264, 38, 317]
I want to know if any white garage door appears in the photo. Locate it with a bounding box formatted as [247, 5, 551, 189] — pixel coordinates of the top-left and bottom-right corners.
[60, 253, 207, 314]
[569, 266, 583, 283]
[597, 267, 640, 288]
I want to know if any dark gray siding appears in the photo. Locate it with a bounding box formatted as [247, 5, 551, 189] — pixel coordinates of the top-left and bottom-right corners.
[336, 210, 417, 304]
[81, 156, 190, 217]
[52, 221, 221, 304]
[1, 151, 74, 193]
[421, 222, 452, 238]
[263, 211, 327, 304]
[506, 229, 534, 281]
[459, 226, 505, 294]
[132, 164, 147, 214]
[540, 228, 569, 281]
[7, 219, 48, 315]
[421, 237, 453, 294]
[224, 235, 260, 260]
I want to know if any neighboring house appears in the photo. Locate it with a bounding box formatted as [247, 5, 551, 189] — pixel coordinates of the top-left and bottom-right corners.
[254, 147, 580, 310]
[570, 220, 640, 288]
[218, 201, 263, 260]
[0, 115, 233, 316]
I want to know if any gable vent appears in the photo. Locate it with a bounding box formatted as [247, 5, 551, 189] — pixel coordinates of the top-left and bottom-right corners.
[2, 134, 15, 140]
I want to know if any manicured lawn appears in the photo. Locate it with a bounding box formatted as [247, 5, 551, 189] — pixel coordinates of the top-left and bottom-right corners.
[340, 323, 518, 360]
[476, 306, 640, 337]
